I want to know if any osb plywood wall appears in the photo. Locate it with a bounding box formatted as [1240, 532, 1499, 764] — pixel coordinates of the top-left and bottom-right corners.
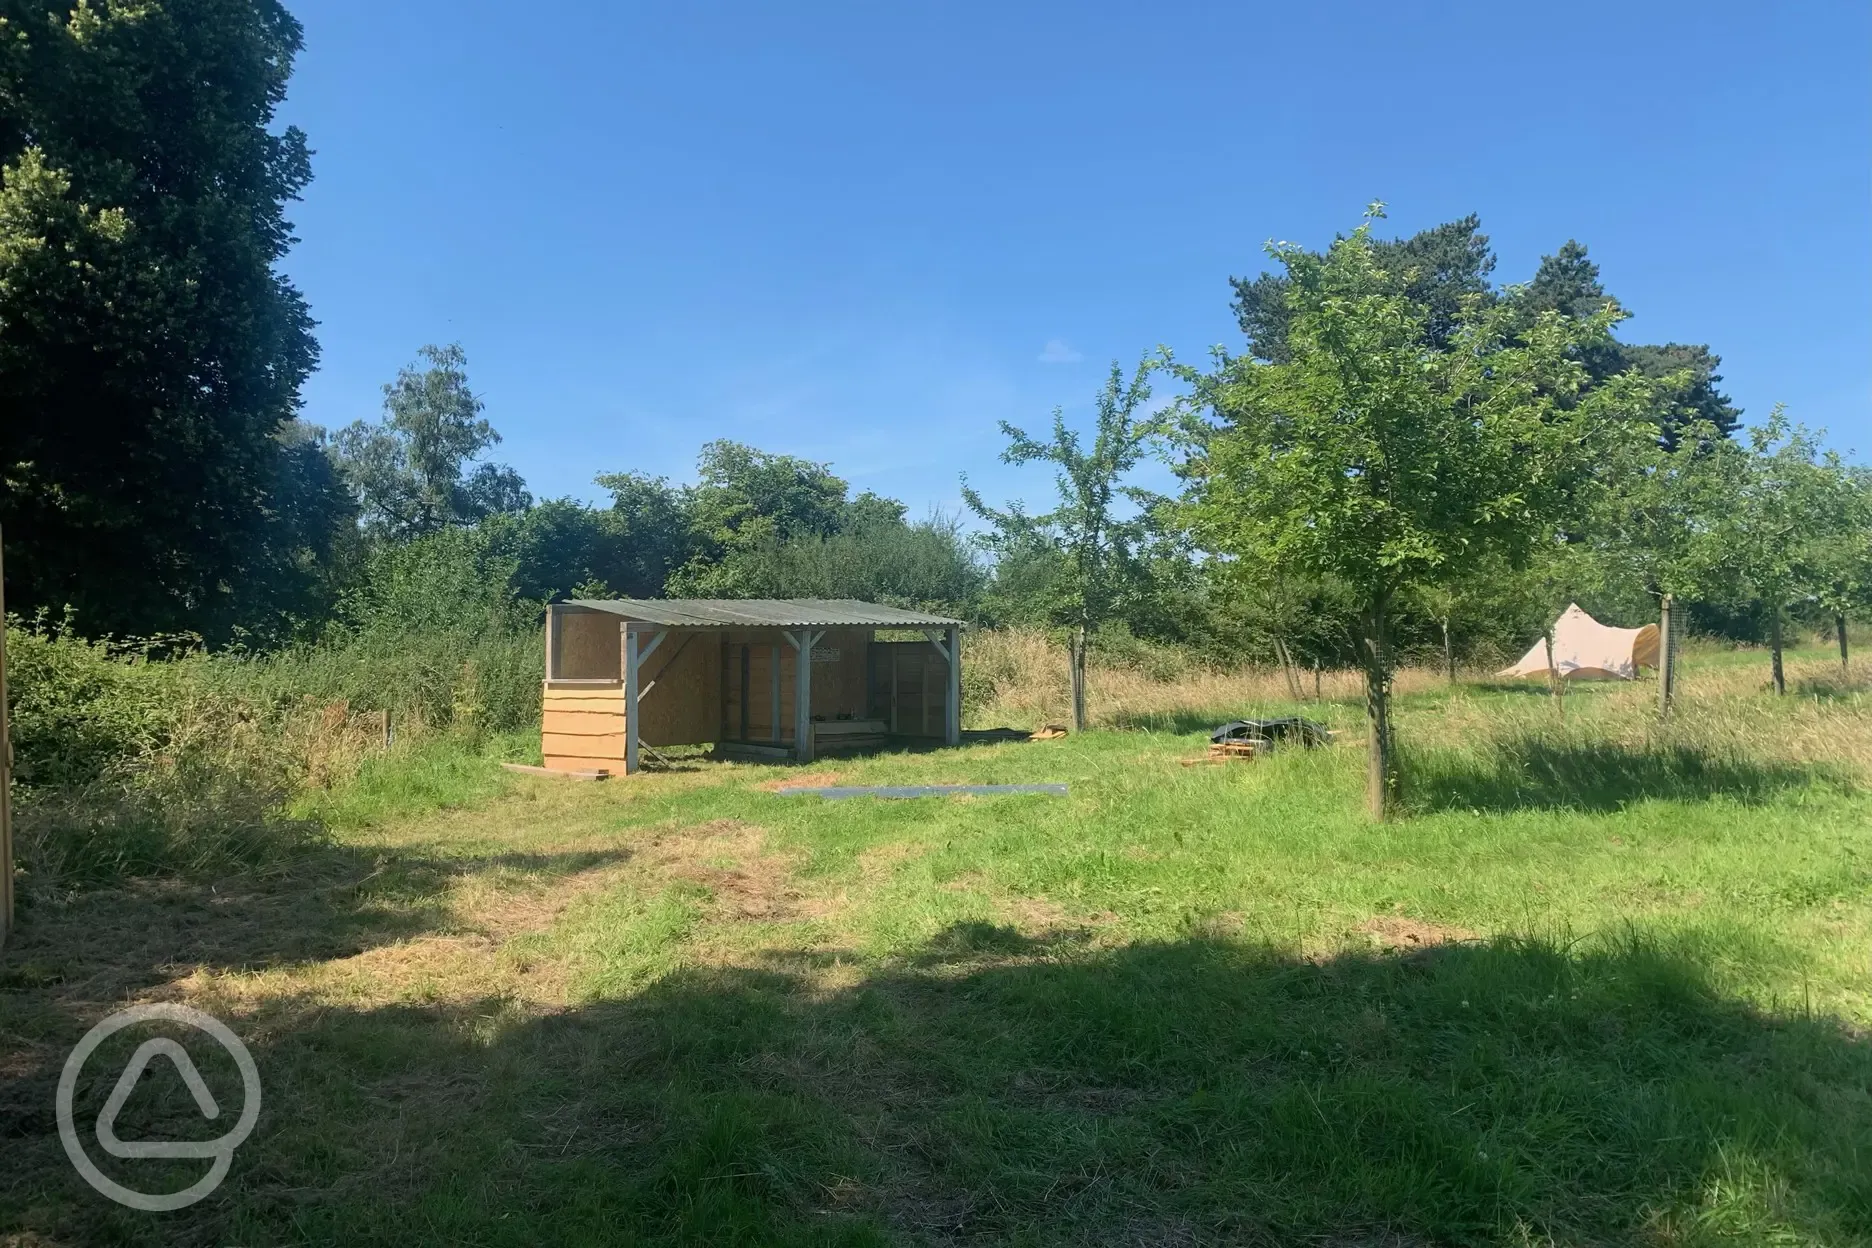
[633, 632, 722, 745]
[553, 609, 620, 681]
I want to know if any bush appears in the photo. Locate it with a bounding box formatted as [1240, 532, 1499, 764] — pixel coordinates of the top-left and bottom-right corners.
[3, 619, 189, 788]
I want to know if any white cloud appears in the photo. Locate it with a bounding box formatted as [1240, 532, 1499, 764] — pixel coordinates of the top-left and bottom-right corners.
[1036, 338, 1083, 365]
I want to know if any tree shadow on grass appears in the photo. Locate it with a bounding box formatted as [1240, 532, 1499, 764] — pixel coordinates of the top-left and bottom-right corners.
[1794, 672, 1872, 700]
[1106, 708, 1344, 736]
[1402, 736, 1852, 814]
[0, 786, 637, 1146]
[11, 925, 1869, 1246]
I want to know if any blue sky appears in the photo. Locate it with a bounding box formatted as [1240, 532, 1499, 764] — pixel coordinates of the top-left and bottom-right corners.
[279, 1, 1871, 517]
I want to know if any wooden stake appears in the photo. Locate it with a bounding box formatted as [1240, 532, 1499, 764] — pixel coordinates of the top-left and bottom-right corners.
[1070, 625, 1088, 734]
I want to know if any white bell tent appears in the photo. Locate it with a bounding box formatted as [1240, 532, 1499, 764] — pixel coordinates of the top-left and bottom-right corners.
[1499, 603, 1660, 682]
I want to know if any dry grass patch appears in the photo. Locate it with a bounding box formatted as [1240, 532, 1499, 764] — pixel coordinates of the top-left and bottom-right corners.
[1352, 915, 1479, 953]
[756, 770, 843, 791]
[636, 818, 807, 921]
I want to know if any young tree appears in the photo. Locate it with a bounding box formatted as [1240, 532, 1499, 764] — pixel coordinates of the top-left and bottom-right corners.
[1805, 467, 1872, 677]
[1713, 411, 1861, 694]
[334, 344, 530, 537]
[1579, 417, 1734, 714]
[963, 359, 1160, 732]
[1178, 206, 1655, 818]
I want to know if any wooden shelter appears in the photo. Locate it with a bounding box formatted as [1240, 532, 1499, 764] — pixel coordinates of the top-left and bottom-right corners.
[541, 599, 965, 774]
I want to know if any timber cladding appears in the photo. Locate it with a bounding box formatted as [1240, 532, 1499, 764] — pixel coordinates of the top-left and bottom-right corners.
[542, 684, 627, 771]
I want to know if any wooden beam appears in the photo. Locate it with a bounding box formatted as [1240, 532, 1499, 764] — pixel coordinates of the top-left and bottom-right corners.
[770, 644, 782, 743]
[624, 627, 641, 775]
[740, 644, 751, 740]
[502, 762, 609, 781]
[944, 625, 961, 746]
[636, 627, 667, 668]
[922, 628, 951, 664]
[792, 629, 823, 763]
[544, 603, 557, 681]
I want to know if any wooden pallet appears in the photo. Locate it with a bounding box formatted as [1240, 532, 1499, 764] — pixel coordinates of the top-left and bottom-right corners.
[1181, 739, 1266, 767]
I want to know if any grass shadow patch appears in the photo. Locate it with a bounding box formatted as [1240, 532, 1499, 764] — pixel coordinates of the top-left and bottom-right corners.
[14, 928, 1866, 1246]
[1403, 735, 1851, 814]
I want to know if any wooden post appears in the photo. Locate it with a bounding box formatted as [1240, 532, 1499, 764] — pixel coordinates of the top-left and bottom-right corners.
[1442, 618, 1455, 684]
[770, 644, 782, 743]
[1839, 611, 1851, 678]
[1313, 660, 1322, 701]
[1070, 625, 1087, 733]
[790, 630, 820, 763]
[738, 644, 751, 740]
[624, 626, 640, 775]
[890, 646, 900, 734]
[1658, 594, 1675, 720]
[0, 526, 12, 949]
[944, 625, 961, 746]
[920, 649, 932, 735]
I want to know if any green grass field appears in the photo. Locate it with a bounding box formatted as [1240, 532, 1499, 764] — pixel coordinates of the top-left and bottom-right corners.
[3, 647, 1870, 1245]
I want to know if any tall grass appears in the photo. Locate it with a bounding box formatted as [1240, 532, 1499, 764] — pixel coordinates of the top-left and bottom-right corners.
[2, 618, 537, 894]
[964, 626, 1455, 729]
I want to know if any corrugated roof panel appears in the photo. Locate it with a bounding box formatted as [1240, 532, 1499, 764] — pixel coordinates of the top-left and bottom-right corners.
[563, 598, 964, 628]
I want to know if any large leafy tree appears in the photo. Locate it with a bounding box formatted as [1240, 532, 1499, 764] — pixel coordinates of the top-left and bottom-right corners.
[333, 344, 530, 538]
[1231, 214, 1496, 364]
[1181, 206, 1656, 818]
[1516, 241, 1742, 447]
[0, 0, 338, 640]
[963, 359, 1160, 731]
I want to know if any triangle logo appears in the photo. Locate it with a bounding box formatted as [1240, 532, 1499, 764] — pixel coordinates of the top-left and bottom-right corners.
[95, 1038, 226, 1160]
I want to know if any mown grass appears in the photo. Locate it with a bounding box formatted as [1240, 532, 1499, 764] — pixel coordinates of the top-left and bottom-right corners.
[2, 645, 1870, 1245]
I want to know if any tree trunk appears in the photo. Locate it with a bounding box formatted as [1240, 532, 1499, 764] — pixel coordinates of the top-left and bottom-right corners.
[1544, 629, 1565, 718]
[1070, 625, 1088, 732]
[1658, 595, 1675, 720]
[1274, 636, 1303, 701]
[1441, 617, 1455, 684]
[1362, 601, 1396, 821]
[1769, 609, 1786, 696]
[1838, 611, 1850, 677]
